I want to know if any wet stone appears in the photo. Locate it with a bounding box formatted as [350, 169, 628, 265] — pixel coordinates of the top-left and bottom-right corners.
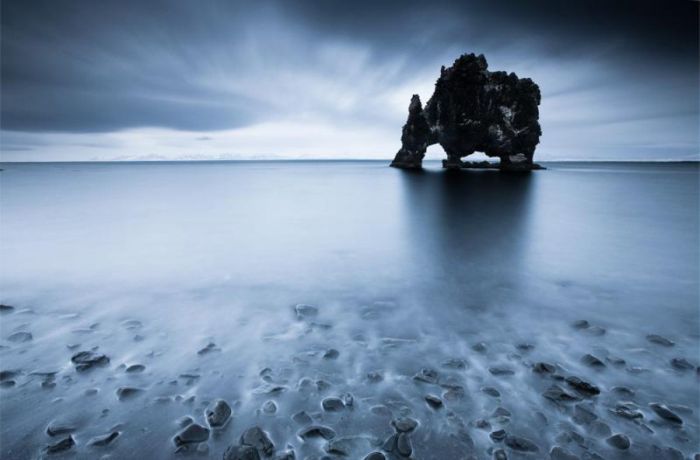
[223, 445, 261, 460]
[174, 423, 210, 446]
[442, 358, 467, 369]
[413, 368, 439, 384]
[363, 452, 386, 460]
[392, 417, 418, 433]
[125, 364, 145, 373]
[543, 384, 581, 403]
[0, 370, 19, 381]
[606, 433, 630, 450]
[262, 400, 277, 414]
[649, 403, 683, 424]
[482, 386, 501, 397]
[443, 385, 465, 400]
[550, 446, 578, 460]
[197, 342, 221, 355]
[646, 334, 675, 347]
[474, 419, 491, 430]
[294, 304, 318, 320]
[610, 402, 643, 420]
[490, 429, 507, 442]
[611, 386, 634, 397]
[581, 354, 605, 368]
[533, 362, 556, 374]
[88, 431, 120, 446]
[206, 399, 232, 427]
[572, 320, 590, 329]
[489, 366, 515, 376]
[322, 397, 344, 412]
[382, 434, 397, 452]
[292, 411, 312, 426]
[606, 356, 626, 367]
[472, 342, 487, 352]
[671, 358, 694, 370]
[425, 394, 443, 408]
[573, 403, 598, 424]
[396, 432, 412, 457]
[565, 376, 600, 396]
[116, 387, 143, 400]
[46, 420, 76, 437]
[71, 350, 110, 372]
[504, 435, 539, 452]
[323, 349, 339, 360]
[298, 425, 336, 440]
[45, 435, 75, 454]
[0, 304, 15, 313]
[493, 448, 507, 460]
[8, 331, 32, 343]
[240, 426, 274, 456]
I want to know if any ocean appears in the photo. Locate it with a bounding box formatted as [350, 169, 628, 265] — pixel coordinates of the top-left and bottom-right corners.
[0, 160, 698, 459]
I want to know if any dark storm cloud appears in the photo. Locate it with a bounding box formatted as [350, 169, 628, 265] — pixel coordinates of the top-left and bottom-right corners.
[0, 0, 697, 160]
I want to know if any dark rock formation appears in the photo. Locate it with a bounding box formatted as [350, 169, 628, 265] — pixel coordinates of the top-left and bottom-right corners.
[390, 53, 542, 171]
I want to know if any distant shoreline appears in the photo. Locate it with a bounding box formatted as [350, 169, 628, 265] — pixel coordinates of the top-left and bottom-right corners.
[1, 159, 698, 165]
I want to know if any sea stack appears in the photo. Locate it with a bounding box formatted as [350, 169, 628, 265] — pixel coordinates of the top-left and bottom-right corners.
[390, 53, 543, 171]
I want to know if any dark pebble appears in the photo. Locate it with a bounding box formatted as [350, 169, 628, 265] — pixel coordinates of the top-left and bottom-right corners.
[392, 417, 418, 433]
[572, 320, 590, 329]
[581, 354, 605, 368]
[0, 304, 15, 313]
[413, 368, 439, 384]
[532, 362, 556, 374]
[490, 429, 507, 442]
[125, 364, 145, 373]
[670, 358, 694, 370]
[294, 304, 318, 319]
[8, 331, 33, 343]
[649, 403, 683, 424]
[298, 425, 336, 440]
[543, 384, 581, 403]
[442, 358, 467, 369]
[206, 399, 232, 427]
[174, 423, 210, 446]
[292, 410, 312, 426]
[606, 433, 630, 450]
[116, 387, 143, 400]
[88, 431, 120, 446]
[240, 426, 274, 456]
[322, 397, 344, 412]
[550, 446, 579, 460]
[504, 435, 539, 452]
[489, 367, 515, 376]
[262, 400, 277, 414]
[482, 386, 500, 397]
[472, 342, 487, 352]
[565, 376, 600, 396]
[323, 349, 339, 360]
[45, 435, 75, 454]
[223, 445, 260, 460]
[646, 334, 674, 347]
[425, 394, 443, 408]
[610, 402, 643, 420]
[363, 452, 386, 460]
[396, 432, 412, 457]
[71, 350, 109, 372]
[197, 342, 221, 355]
[493, 448, 507, 460]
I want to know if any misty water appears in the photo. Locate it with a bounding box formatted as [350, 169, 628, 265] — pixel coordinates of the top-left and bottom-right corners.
[0, 161, 698, 460]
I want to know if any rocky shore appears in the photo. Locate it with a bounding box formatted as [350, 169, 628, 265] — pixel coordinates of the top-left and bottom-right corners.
[0, 293, 697, 459]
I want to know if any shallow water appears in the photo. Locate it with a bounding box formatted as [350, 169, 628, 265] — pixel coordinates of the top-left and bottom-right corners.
[0, 161, 698, 459]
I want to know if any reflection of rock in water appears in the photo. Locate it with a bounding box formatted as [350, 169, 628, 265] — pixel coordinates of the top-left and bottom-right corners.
[0, 292, 697, 459]
[398, 170, 535, 307]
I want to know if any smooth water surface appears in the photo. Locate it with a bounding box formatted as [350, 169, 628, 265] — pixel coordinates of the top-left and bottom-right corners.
[0, 161, 698, 459]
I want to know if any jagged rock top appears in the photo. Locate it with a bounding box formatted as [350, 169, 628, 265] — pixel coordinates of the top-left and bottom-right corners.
[391, 53, 542, 171]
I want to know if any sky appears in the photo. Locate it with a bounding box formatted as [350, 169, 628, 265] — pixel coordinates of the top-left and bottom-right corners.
[1, 0, 698, 162]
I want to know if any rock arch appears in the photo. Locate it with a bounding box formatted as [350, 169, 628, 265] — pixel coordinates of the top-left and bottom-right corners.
[390, 54, 543, 171]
